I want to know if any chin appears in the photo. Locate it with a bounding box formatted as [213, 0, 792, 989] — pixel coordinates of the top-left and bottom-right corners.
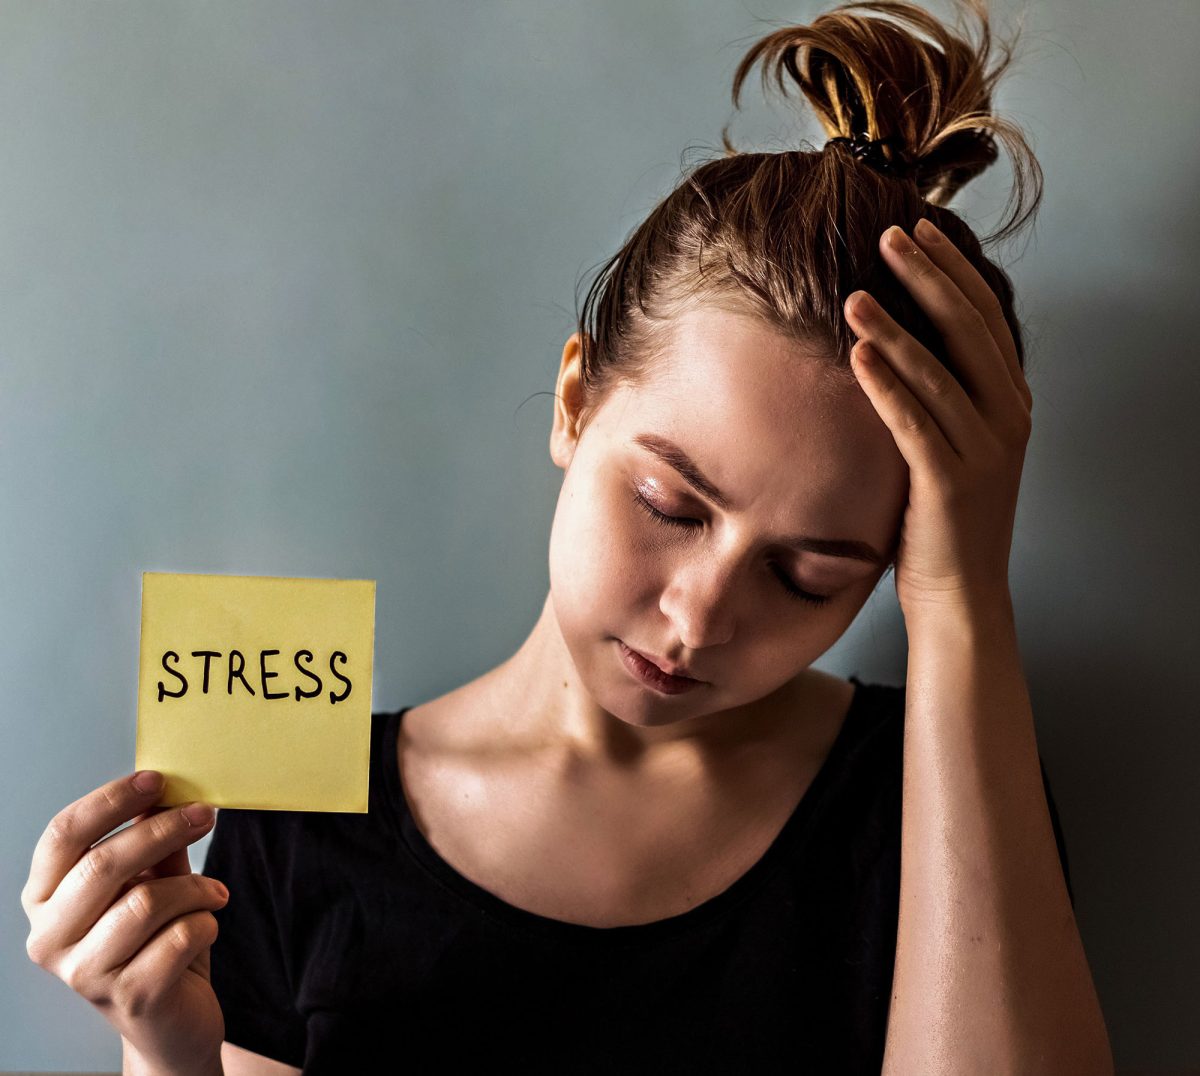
[608, 702, 702, 730]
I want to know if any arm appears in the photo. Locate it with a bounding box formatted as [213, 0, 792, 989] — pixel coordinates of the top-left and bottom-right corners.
[122, 1036, 222, 1076]
[880, 594, 1114, 1074]
[841, 218, 1115, 1074]
[121, 1035, 302, 1076]
[222, 1040, 304, 1076]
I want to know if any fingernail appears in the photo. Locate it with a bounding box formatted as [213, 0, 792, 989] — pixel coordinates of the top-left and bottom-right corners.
[210, 880, 229, 900]
[886, 226, 917, 254]
[849, 292, 875, 319]
[915, 218, 942, 243]
[182, 803, 215, 827]
[133, 770, 164, 794]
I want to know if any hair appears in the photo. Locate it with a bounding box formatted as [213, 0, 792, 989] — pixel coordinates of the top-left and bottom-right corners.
[570, 0, 1042, 435]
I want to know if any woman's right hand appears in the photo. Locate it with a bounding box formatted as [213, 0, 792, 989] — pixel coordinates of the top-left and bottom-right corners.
[21, 769, 231, 1073]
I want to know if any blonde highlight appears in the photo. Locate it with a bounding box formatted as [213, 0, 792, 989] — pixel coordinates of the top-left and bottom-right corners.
[571, 0, 1042, 437]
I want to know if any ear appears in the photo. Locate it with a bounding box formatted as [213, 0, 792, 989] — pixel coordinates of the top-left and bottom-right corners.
[549, 331, 589, 471]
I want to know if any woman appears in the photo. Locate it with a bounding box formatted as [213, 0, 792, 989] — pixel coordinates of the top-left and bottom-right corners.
[21, 1, 1113, 1072]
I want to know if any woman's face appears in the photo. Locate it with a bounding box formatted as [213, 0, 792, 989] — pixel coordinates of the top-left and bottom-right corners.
[548, 303, 910, 728]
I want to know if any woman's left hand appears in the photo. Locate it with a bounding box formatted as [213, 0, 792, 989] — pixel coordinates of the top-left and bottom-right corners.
[844, 219, 1033, 615]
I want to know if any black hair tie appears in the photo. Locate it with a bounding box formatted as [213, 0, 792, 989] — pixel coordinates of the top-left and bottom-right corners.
[825, 133, 914, 179]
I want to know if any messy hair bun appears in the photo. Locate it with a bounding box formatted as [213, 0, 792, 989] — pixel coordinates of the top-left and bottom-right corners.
[721, 0, 1041, 239]
[572, 0, 1042, 433]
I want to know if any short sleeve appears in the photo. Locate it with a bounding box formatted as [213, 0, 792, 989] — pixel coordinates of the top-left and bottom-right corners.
[1038, 756, 1075, 909]
[202, 807, 307, 1067]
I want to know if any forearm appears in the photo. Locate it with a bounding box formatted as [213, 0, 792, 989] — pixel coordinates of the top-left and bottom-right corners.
[122, 1036, 224, 1076]
[880, 591, 1113, 1075]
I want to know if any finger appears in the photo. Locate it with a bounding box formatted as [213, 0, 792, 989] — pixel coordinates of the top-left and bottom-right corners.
[38, 802, 216, 951]
[910, 218, 1031, 410]
[70, 873, 228, 976]
[851, 340, 959, 474]
[879, 225, 1018, 426]
[845, 292, 983, 460]
[22, 772, 169, 912]
[111, 909, 221, 1014]
[123, 807, 195, 880]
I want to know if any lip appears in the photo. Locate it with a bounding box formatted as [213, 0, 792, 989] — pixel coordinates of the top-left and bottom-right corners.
[618, 640, 704, 695]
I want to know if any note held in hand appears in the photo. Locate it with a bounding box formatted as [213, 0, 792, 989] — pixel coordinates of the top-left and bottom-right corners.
[135, 571, 377, 812]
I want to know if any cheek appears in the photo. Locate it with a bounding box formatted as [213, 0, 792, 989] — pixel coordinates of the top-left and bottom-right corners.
[547, 468, 637, 618]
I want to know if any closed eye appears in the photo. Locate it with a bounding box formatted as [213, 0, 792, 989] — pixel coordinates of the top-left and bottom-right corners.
[629, 488, 832, 608]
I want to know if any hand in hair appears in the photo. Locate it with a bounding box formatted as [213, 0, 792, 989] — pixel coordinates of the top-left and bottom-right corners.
[845, 217, 1033, 615]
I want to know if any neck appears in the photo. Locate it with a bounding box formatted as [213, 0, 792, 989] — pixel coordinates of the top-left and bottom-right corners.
[481, 590, 804, 769]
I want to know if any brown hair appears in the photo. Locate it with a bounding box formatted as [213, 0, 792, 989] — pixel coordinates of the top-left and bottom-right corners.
[571, 0, 1042, 433]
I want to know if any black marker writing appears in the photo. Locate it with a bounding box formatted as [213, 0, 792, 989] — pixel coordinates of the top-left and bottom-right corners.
[154, 647, 355, 703]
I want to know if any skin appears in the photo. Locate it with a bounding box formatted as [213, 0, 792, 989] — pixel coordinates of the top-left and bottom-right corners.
[25, 220, 1107, 1076]
[843, 224, 1110, 1071]
[391, 301, 912, 930]
[481, 301, 910, 762]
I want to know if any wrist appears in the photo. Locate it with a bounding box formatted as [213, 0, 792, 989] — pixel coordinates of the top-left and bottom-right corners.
[902, 585, 1018, 645]
[122, 1036, 223, 1076]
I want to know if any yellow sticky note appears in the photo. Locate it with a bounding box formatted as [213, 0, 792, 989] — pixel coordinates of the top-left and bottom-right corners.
[135, 571, 376, 813]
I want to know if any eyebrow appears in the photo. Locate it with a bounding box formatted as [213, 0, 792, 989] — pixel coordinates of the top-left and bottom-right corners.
[631, 432, 887, 565]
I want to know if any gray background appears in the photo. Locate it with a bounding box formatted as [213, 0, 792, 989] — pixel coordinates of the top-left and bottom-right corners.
[3, 0, 1196, 1071]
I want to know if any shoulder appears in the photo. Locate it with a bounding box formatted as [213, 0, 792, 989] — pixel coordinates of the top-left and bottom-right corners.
[815, 675, 907, 837]
[844, 674, 906, 773]
[795, 667, 905, 724]
[847, 673, 906, 730]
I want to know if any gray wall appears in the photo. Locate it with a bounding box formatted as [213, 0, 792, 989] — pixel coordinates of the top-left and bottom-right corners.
[3, 1, 1195, 1071]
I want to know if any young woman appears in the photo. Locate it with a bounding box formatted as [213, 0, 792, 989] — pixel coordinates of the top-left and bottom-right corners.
[22, 1, 1113, 1073]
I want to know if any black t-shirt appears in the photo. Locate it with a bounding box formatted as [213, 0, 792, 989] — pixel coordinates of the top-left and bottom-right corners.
[202, 676, 1073, 1074]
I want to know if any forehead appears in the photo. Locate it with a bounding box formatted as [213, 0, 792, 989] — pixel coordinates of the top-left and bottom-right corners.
[591, 304, 909, 532]
[623, 305, 893, 447]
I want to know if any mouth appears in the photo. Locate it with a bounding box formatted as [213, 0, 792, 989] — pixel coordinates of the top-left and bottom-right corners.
[617, 640, 705, 695]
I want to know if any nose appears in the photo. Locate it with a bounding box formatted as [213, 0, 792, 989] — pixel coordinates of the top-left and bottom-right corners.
[657, 555, 737, 651]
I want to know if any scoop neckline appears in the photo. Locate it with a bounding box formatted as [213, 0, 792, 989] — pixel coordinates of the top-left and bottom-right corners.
[380, 676, 873, 945]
